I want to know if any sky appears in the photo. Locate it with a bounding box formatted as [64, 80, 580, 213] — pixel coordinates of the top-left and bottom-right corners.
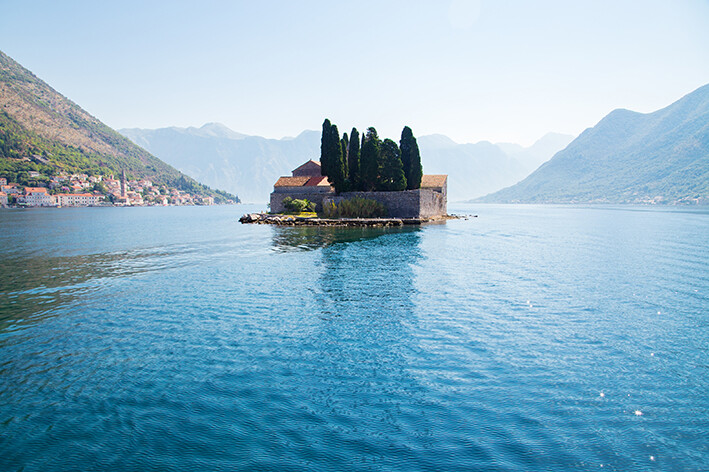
[1, 0, 708, 145]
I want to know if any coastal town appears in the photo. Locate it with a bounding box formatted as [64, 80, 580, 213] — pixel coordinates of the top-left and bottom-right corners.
[0, 172, 222, 208]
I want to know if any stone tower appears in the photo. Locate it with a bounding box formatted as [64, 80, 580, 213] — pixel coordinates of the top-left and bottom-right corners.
[121, 170, 127, 198]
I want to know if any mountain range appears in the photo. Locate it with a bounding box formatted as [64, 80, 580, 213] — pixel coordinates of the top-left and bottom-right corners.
[0, 50, 236, 202]
[120, 125, 573, 203]
[479, 83, 709, 204]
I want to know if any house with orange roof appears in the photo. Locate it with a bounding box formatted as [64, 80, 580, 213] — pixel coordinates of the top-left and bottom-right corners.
[0, 191, 7, 206]
[1, 184, 20, 195]
[18, 187, 54, 207]
[270, 161, 334, 212]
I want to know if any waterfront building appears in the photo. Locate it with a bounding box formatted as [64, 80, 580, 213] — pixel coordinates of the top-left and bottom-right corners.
[54, 193, 102, 206]
[19, 187, 54, 207]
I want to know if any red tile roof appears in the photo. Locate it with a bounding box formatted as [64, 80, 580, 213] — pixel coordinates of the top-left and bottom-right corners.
[421, 175, 448, 188]
[274, 175, 332, 188]
[304, 176, 330, 186]
[274, 176, 310, 187]
[24, 187, 48, 194]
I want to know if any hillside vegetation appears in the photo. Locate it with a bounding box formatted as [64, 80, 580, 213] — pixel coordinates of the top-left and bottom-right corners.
[479, 84, 709, 204]
[0, 50, 237, 202]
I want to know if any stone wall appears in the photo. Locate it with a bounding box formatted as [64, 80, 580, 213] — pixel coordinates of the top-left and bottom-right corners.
[270, 189, 333, 213]
[418, 188, 447, 218]
[323, 189, 446, 218]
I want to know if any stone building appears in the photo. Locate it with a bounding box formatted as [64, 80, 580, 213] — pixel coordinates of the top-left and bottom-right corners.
[270, 161, 333, 213]
[291, 160, 323, 177]
[270, 160, 448, 218]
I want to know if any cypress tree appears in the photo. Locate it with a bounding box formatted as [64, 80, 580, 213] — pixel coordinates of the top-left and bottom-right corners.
[320, 119, 332, 177]
[341, 132, 349, 180]
[378, 138, 407, 191]
[329, 123, 346, 193]
[347, 127, 360, 191]
[400, 126, 423, 189]
[359, 127, 381, 191]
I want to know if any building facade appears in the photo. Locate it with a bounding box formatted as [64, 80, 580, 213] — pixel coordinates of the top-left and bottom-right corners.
[19, 187, 53, 206]
[55, 193, 102, 206]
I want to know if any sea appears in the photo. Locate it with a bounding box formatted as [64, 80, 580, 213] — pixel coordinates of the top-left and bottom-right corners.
[0, 204, 707, 471]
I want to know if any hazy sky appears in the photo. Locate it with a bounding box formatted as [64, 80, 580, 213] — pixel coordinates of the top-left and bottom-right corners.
[1, 0, 708, 145]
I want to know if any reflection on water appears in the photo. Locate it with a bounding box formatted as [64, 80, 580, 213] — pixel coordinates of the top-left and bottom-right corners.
[267, 226, 429, 459]
[270, 225, 421, 252]
[0, 246, 196, 332]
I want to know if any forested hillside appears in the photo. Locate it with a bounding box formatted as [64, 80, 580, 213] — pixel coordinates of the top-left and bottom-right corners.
[0, 50, 236, 202]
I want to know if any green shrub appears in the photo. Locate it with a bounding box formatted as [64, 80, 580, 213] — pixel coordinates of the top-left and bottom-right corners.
[282, 197, 316, 213]
[322, 197, 387, 218]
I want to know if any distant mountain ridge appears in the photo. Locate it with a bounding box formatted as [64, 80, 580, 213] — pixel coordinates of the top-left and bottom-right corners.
[419, 132, 574, 201]
[479, 84, 709, 204]
[120, 125, 321, 203]
[121, 125, 573, 203]
[0, 50, 236, 202]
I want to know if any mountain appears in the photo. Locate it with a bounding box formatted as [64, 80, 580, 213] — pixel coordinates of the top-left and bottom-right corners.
[479, 84, 709, 204]
[418, 133, 574, 201]
[122, 125, 572, 203]
[0, 50, 237, 202]
[120, 125, 321, 203]
[497, 132, 578, 174]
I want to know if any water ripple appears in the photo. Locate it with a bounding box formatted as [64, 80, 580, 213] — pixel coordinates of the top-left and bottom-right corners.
[0, 205, 707, 471]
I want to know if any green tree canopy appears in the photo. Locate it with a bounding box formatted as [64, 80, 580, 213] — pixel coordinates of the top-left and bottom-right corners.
[347, 127, 360, 191]
[341, 132, 349, 182]
[400, 126, 423, 189]
[331, 124, 347, 193]
[359, 127, 381, 191]
[320, 119, 332, 177]
[320, 119, 346, 193]
[378, 138, 407, 191]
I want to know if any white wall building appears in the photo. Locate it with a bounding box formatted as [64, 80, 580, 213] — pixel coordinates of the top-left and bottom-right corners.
[19, 187, 54, 206]
[55, 193, 102, 206]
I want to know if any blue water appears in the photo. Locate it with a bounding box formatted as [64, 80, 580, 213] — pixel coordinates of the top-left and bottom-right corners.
[0, 204, 707, 471]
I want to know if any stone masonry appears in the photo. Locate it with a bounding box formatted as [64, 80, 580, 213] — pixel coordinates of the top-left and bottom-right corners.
[323, 188, 446, 218]
[270, 187, 333, 213]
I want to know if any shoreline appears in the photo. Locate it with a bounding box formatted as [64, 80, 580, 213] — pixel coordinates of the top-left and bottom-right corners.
[239, 213, 463, 227]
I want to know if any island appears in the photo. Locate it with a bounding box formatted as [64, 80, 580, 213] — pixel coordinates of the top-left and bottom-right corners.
[241, 120, 448, 226]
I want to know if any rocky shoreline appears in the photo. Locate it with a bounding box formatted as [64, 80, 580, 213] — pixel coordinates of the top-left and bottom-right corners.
[239, 213, 460, 227]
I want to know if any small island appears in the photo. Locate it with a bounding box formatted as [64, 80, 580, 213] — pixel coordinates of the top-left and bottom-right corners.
[241, 120, 448, 226]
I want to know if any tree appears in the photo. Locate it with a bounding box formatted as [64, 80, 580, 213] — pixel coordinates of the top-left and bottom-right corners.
[320, 119, 332, 177]
[341, 132, 349, 180]
[329, 123, 346, 193]
[400, 126, 422, 189]
[378, 139, 407, 191]
[359, 127, 381, 191]
[347, 127, 360, 191]
[319, 119, 346, 193]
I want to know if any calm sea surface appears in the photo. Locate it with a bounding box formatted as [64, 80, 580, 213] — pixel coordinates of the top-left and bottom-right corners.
[0, 204, 707, 471]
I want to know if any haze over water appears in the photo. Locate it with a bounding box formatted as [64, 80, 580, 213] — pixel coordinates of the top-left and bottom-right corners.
[1, 204, 707, 471]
